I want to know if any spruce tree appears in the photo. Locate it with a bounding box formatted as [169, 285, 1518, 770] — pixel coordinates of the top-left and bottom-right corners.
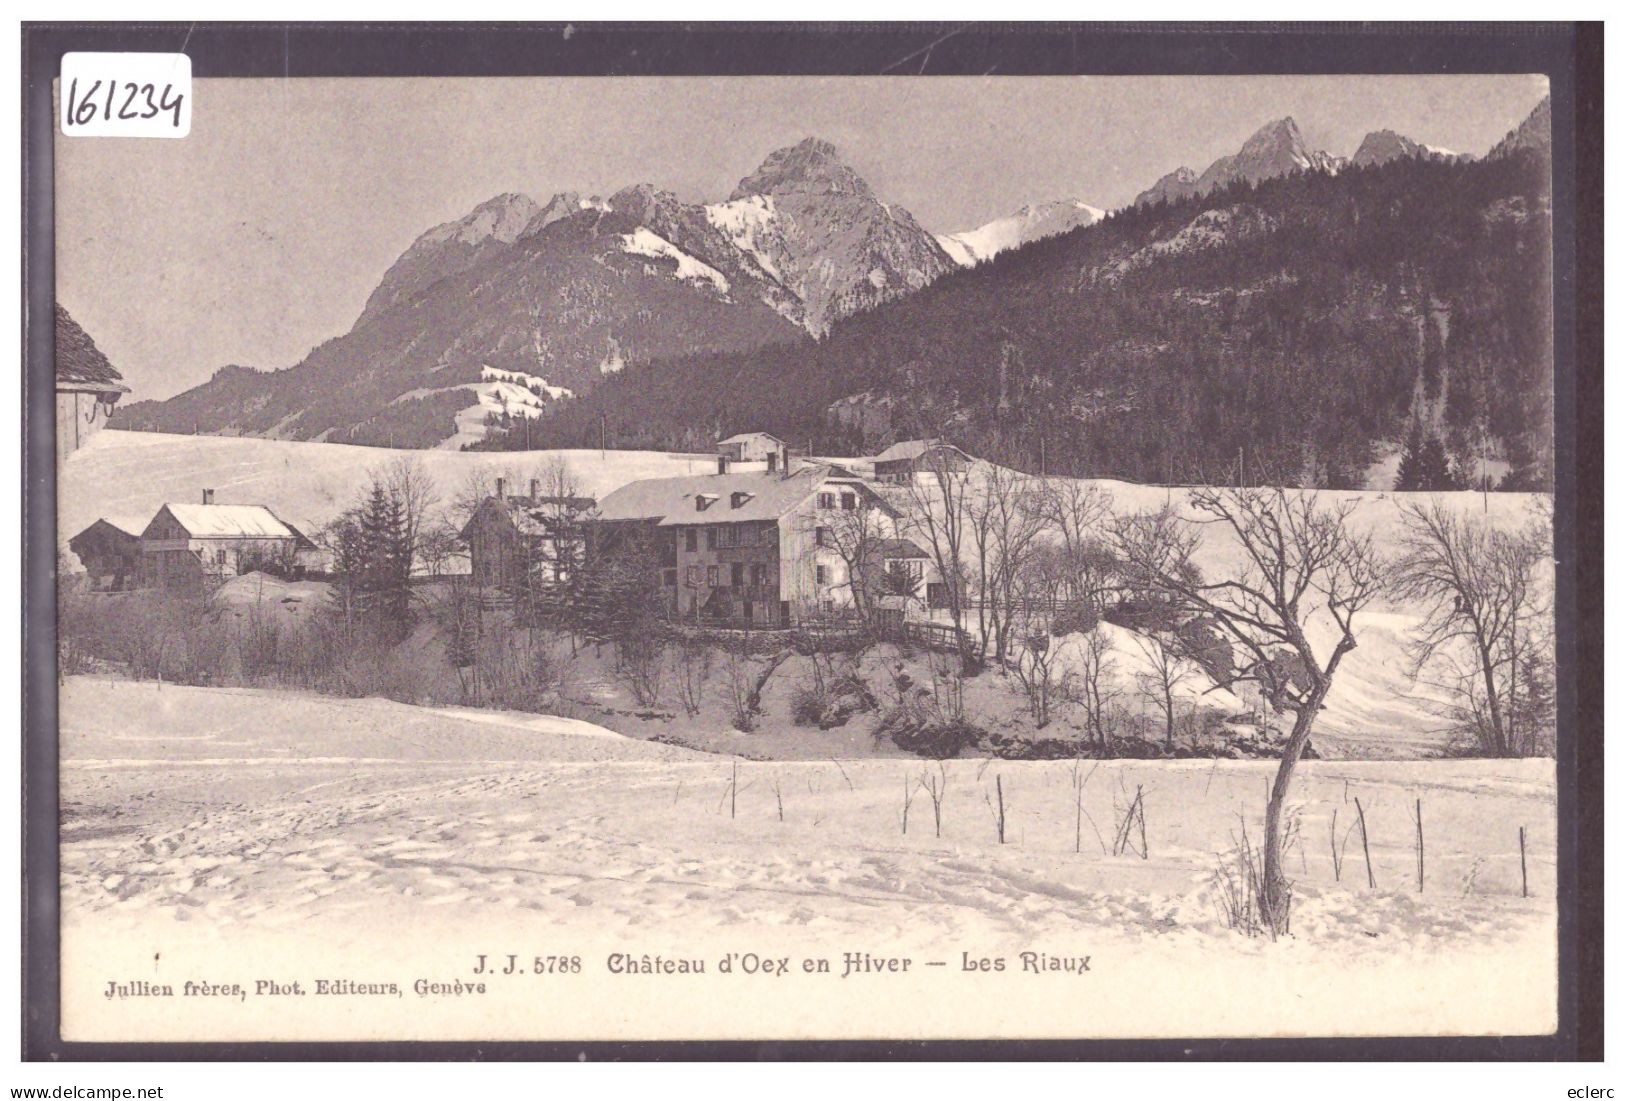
[1395, 429, 1457, 491]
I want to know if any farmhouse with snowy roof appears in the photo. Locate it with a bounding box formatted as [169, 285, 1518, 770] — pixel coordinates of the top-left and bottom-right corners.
[871, 439, 972, 484]
[460, 477, 597, 595]
[593, 458, 933, 626]
[138, 490, 319, 590]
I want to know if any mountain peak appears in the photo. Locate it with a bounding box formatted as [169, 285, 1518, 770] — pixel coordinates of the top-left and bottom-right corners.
[1133, 166, 1199, 207]
[1136, 115, 1344, 207]
[1351, 129, 1427, 168]
[1237, 116, 1310, 160]
[730, 137, 871, 201]
[608, 182, 681, 221]
[420, 192, 541, 248]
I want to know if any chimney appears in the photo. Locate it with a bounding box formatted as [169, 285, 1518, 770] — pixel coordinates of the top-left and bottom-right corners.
[529, 478, 539, 499]
[717, 455, 728, 475]
[202, 488, 214, 505]
[496, 477, 505, 499]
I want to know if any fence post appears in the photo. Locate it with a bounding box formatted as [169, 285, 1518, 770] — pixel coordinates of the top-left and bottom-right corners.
[1354, 796, 1375, 889]
[1414, 798, 1424, 893]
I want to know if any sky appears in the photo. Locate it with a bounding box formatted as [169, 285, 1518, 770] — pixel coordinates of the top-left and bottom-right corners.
[55, 73, 1549, 402]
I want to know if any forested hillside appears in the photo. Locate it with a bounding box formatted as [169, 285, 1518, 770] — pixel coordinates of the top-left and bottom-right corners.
[511, 148, 1553, 489]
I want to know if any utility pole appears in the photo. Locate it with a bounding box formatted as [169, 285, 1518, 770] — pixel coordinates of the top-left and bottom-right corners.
[600, 413, 606, 459]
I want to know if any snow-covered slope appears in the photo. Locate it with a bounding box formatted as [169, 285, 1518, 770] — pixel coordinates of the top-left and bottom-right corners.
[937, 199, 1107, 267]
[57, 430, 714, 546]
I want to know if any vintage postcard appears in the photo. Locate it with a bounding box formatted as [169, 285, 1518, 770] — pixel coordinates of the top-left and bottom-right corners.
[43, 31, 1572, 1048]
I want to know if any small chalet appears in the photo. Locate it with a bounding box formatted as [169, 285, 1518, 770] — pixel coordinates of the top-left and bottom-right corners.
[871, 439, 972, 484]
[594, 462, 923, 627]
[139, 491, 318, 589]
[66, 516, 146, 592]
[715, 432, 791, 474]
[55, 305, 129, 464]
[460, 477, 597, 593]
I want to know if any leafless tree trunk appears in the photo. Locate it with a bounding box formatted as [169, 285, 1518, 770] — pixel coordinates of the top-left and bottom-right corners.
[921, 762, 948, 838]
[1112, 488, 1381, 932]
[1072, 627, 1119, 750]
[1133, 633, 1201, 751]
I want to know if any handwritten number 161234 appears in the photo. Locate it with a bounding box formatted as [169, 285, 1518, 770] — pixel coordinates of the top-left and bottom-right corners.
[64, 77, 185, 130]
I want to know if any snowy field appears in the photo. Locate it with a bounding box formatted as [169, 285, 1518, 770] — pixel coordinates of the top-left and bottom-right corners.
[56, 429, 714, 544]
[59, 676, 1556, 1039]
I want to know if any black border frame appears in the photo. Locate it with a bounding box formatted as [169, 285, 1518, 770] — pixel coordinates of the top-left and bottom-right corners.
[20, 21, 1603, 1062]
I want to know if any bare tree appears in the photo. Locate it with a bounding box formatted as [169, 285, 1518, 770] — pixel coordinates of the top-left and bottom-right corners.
[1039, 478, 1114, 606]
[1011, 630, 1066, 728]
[1113, 487, 1382, 932]
[1133, 633, 1201, 752]
[900, 447, 973, 669]
[671, 637, 711, 718]
[417, 517, 464, 578]
[374, 455, 440, 576]
[815, 491, 893, 622]
[1391, 499, 1553, 756]
[966, 464, 1047, 663]
[1071, 626, 1119, 750]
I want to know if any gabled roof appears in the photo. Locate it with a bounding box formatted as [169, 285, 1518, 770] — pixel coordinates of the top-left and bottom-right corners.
[68, 516, 146, 546]
[872, 438, 969, 465]
[458, 494, 596, 541]
[597, 468, 894, 527]
[150, 504, 298, 540]
[55, 305, 128, 391]
[874, 537, 931, 560]
[717, 431, 785, 447]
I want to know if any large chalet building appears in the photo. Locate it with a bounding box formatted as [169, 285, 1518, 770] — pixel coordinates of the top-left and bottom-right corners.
[593, 447, 933, 627]
[136, 492, 319, 590]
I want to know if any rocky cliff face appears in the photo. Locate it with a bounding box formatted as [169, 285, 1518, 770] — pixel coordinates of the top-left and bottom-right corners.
[707, 137, 958, 334]
[1135, 118, 1344, 206]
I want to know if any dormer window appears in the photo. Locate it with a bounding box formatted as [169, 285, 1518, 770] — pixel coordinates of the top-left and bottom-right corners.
[695, 494, 718, 512]
[731, 491, 753, 509]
